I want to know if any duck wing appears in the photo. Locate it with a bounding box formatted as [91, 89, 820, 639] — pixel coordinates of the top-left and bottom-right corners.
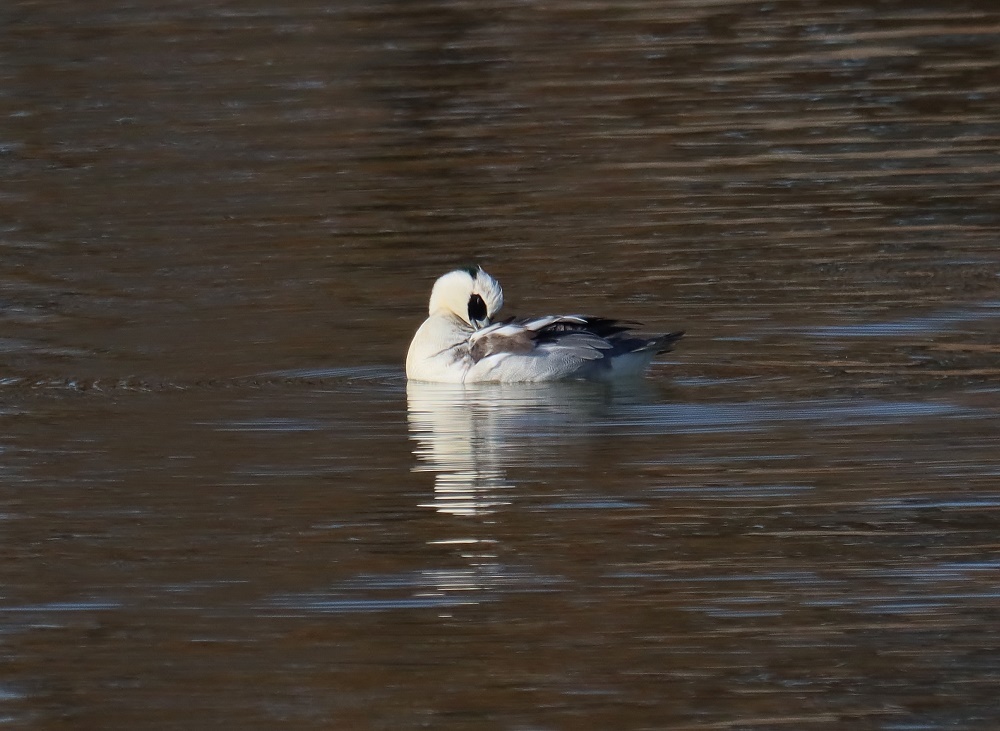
[469, 315, 665, 363]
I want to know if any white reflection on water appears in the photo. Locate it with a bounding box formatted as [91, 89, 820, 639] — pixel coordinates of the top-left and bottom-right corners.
[405, 380, 629, 608]
[407, 382, 512, 517]
[406, 380, 630, 516]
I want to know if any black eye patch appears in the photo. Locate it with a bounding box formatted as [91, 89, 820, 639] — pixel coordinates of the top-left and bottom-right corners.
[467, 294, 487, 323]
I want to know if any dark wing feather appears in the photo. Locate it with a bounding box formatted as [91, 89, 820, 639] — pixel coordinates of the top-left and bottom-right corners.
[530, 316, 634, 341]
[469, 315, 681, 364]
[533, 317, 685, 359]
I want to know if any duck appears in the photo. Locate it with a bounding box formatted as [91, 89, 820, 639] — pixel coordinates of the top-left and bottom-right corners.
[405, 266, 683, 383]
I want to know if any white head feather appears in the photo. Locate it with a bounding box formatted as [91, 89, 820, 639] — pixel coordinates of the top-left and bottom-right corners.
[427, 267, 504, 328]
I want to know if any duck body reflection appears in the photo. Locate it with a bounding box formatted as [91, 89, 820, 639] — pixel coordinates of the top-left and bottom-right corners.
[406, 380, 653, 516]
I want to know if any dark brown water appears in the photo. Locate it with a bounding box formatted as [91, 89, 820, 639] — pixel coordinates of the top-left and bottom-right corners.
[3, 1, 1000, 729]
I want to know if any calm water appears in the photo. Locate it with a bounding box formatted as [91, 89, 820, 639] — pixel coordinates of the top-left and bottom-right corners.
[3, 1, 1000, 728]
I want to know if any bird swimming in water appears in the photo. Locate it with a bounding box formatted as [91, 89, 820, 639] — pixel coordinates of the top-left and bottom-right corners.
[405, 266, 683, 383]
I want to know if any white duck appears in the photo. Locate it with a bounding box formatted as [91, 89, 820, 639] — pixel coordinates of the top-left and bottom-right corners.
[405, 266, 683, 383]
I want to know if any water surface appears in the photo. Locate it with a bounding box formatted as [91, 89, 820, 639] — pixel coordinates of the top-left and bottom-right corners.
[2, 1, 1000, 729]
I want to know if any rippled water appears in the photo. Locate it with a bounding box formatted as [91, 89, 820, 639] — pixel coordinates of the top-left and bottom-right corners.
[3, 1, 1000, 729]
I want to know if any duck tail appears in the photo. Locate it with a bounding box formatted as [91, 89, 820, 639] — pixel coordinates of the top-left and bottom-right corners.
[651, 331, 685, 354]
